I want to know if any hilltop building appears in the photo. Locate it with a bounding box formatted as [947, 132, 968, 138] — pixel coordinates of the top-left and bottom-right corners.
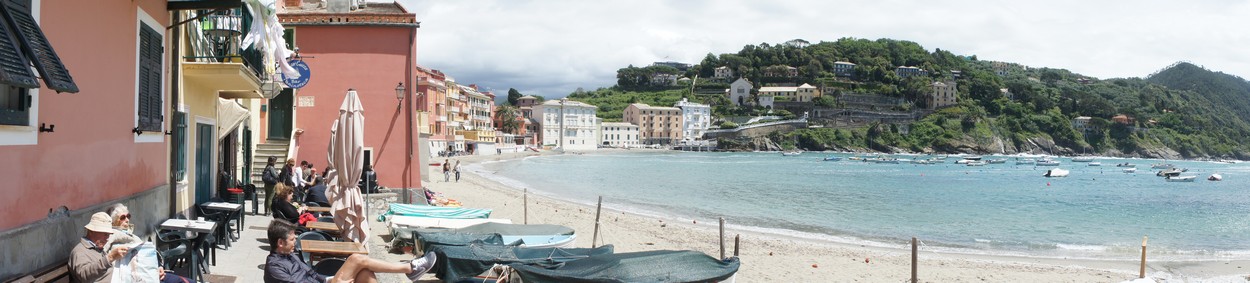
[896, 66, 928, 78]
[927, 81, 958, 109]
[728, 78, 753, 106]
[758, 83, 821, 103]
[834, 61, 856, 77]
[714, 66, 734, 80]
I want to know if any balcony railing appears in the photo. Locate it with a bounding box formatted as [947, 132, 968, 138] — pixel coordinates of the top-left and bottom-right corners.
[185, 8, 266, 81]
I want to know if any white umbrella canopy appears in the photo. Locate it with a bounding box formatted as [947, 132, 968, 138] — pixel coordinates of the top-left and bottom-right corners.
[326, 89, 369, 247]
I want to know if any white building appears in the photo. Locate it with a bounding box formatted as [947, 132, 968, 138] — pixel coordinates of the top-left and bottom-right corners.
[535, 98, 599, 151]
[714, 66, 734, 79]
[728, 78, 753, 106]
[758, 94, 775, 109]
[674, 98, 711, 141]
[600, 122, 640, 148]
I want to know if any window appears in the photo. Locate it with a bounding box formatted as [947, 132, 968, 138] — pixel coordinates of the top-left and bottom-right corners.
[136, 21, 163, 132]
[0, 0, 78, 129]
[0, 84, 30, 125]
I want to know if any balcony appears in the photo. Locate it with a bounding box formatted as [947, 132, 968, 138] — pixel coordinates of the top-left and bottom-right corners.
[182, 8, 270, 99]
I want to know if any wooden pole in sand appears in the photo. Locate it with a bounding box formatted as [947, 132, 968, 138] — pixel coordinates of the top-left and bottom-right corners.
[911, 237, 918, 283]
[733, 234, 740, 257]
[1140, 236, 1148, 278]
[523, 189, 528, 225]
[719, 217, 726, 259]
[592, 196, 602, 248]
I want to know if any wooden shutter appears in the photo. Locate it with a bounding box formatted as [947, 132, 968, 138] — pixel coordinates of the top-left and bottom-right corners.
[1, 0, 76, 93]
[0, 0, 35, 89]
[138, 24, 163, 131]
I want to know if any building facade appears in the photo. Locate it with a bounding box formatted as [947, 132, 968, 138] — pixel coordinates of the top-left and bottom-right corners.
[759, 84, 821, 103]
[674, 98, 711, 141]
[927, 81, 957, 109]
[714, 66, 734, 79]
[834, 61, 856, 77]
[278, 2, 427, 190]
[728, 78, 753, 106]
[623, 103, 683, 145]
[535, 99, 598, 150]
[600, 122, 640, 147]
[896, 66, 928, 78]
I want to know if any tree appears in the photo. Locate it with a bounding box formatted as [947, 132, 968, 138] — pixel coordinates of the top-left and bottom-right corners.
[507, 88, 523, 106]
[495, 105, 522, 134]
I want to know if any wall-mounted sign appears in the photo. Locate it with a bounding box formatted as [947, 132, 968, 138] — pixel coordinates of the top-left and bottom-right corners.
[297, 96, 315, 107]
[282, 60, 311, 89]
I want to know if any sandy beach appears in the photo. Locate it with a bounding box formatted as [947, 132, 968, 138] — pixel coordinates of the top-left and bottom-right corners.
[414, 150, 1250, 282]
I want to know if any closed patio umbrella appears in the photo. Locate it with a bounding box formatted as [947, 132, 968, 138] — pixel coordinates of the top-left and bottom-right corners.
[326, 89, 369, 247]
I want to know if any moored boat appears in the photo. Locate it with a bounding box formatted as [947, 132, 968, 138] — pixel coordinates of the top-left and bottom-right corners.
[1156, 168, 1183, 177]
[823, 156, 842, 161]
[987, 158, 1007, 164]
[966, 161, 987, 166]
[1123, 168, 1137, 173]
[1208, 174, 1223, 181]
[1072, 156, 1094, 162]
[1088, 162, 1101, 166]
[1044, 168, 1070, 177]
[781, 151, 801, 156]
[1116, 163, 1135, 167]
[1036, 158, 1061, 166]
[1166, 175, 1197, 182]
[1016, 158, 1035, 165]
[1151, 163, 1173, 169]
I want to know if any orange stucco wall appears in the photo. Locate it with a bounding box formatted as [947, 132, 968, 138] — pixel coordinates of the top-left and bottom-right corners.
[0, 0, 169, 231]
[290, 25, 421, 189]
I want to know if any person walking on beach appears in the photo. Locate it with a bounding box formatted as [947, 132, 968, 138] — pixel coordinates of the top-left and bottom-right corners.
[442, 159, 451, 182]
[453, 160, 461, 182]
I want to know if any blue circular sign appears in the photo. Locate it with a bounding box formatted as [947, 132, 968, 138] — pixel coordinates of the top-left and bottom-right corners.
[282, 60, 311, 89]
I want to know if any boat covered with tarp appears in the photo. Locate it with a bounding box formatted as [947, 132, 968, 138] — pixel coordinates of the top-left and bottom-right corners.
[414, 223, 577, 251]
[383, 203, 492, 219]
[508, 250, 741, 283]
[429, 243, 614, 283]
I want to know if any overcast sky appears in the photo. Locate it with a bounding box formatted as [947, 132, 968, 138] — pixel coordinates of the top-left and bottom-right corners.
[396, 0, 1250, 100]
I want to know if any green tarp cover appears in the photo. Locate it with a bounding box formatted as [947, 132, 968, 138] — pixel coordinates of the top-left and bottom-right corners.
[385, 203, 492, 219]
[416, 231, 510, 252]
[452, 222, 574, 236]
[508, 250, 741, 283]
[429, 243, 614, 283]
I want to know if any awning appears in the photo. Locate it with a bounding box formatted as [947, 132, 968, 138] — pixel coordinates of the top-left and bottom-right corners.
[217, 98, 249, 139]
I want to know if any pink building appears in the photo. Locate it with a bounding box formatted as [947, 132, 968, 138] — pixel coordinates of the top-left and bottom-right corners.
[277, 1, 426, 192]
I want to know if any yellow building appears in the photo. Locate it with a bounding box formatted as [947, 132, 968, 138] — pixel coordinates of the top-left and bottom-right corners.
[623, 103, 684, 145]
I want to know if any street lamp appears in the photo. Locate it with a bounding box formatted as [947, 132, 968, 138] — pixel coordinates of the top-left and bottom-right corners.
[395, 82, 405, 102]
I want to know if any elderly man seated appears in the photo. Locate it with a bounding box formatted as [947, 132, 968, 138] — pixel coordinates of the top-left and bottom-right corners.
[264, 219, 435, 283]
[70, 212, 191, 283]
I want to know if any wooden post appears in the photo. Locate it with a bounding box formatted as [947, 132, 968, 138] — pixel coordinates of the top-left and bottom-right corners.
[592, 196, 602, 248]
[733, 234, 740, 257]
[719, 217, 726, 259]
[1140, 236, 1148, 278]
[523, 189, 528, 225]
[911, 237, 918, 283]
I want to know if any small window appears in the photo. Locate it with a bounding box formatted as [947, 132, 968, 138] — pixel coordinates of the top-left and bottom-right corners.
[0, 84, 31, 126]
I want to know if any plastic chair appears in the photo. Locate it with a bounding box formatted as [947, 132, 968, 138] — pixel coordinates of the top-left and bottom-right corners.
[313, 258, 346, 279]
[296, 231, 328, 264]
[153, 224, 191, 270]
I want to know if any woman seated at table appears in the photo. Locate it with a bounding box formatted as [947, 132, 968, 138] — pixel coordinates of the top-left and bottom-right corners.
[264, 219, 435, 283]
[270, 184, 305, 224]
[104, 204, 195, 283]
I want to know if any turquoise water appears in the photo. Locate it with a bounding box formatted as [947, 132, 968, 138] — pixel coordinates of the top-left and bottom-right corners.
[472, 152, 1250, 260]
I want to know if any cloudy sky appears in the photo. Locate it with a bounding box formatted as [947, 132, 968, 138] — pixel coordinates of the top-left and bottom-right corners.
[396, 0, 1250, 100]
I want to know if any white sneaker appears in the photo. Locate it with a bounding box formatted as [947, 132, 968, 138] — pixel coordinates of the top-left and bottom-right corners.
[407, 251, 437, 282]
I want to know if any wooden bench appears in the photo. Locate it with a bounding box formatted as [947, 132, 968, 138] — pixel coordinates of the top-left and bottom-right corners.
[6, 262, 70, 283]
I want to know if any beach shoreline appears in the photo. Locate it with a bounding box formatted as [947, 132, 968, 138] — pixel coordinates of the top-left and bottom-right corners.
[423, 150, 1250, 282]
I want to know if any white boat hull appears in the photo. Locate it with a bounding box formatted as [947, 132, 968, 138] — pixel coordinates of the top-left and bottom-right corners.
[1166, 176, 1197, 182]
[1044, 168, 1070, 177]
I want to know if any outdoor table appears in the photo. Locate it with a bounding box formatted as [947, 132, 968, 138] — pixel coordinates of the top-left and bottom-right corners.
[305, 206, 332, 213]
[202, 202, 243, 239]
[300, 239, 367, 261]
[160, 219, 217, 282]
[305, 221, 340, 232]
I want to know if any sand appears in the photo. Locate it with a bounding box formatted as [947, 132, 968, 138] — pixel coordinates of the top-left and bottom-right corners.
[414, 150, 1250, 282]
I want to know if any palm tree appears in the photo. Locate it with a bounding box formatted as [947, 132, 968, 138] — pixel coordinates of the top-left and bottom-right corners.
[495, 105, 522, 134]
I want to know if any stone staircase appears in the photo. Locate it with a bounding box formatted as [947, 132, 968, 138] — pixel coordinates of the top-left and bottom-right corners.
[250, 139, 290, 189]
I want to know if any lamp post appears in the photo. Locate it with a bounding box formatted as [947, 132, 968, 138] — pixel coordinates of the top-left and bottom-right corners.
[396, 82, 410, 204]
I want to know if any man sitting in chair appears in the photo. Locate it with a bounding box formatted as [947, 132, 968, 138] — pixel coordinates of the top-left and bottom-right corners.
[264, 219, 435, 283]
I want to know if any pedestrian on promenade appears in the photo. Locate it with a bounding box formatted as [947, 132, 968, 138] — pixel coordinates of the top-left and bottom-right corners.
[442, 159, 451, 182]
[262, 156, 279, 215]
[453, 160, 461, 182]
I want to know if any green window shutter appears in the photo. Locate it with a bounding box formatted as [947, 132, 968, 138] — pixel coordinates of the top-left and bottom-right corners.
[0, 0, 75, 92]
[173, 111, 187, 180]
[0, 0, 35, 89]
[138, 23, 162, 131]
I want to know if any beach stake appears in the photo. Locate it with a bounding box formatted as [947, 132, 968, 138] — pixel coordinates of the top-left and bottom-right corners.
[733, 234, 740, 257]
[524, 189, 528, 225]
[911, 237, 918, 283]
[719, 217, 726, 259]
[1140, 236, 1148, 278]
[592, 196, 602, 248]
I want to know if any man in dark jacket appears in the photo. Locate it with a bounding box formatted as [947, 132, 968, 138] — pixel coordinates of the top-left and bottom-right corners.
[262, 156, 279, 215]
[304, 177, 330, 207]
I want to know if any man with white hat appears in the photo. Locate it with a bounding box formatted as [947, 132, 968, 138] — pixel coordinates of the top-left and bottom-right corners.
[69, 212, 130, 283]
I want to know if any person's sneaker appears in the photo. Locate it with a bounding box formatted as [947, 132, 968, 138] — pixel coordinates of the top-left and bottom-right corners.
[407, 251, 437, 282]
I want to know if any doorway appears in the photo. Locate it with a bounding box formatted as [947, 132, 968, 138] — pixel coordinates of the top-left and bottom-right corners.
[268, 88, 294, 140]
[195, 123, 214, 205]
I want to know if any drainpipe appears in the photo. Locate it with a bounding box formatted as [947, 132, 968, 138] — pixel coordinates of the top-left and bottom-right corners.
[404, 26, 416, 204]
[168, 11, 182, 218]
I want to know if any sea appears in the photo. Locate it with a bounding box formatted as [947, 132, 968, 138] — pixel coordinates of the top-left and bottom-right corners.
[469, 151, 1250, 261]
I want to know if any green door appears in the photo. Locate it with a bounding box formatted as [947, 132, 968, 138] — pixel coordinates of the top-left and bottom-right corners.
[195, 123, 213, 204]
[268, 88, 293, 140]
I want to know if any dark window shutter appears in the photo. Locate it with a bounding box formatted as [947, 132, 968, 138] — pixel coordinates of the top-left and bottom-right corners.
[0, 1, 35, 89]
[172, 111, 187, 180]
[1, 0, 75, 93]
[138, 24, 162, 131]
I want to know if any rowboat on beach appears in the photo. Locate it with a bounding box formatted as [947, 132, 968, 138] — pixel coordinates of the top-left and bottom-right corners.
[414, 222, 578, 250]
[384, 203, 493, 219]
[508, 250, 741, 283]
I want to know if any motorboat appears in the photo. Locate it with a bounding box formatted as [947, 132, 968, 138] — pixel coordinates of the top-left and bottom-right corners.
[1116, 163, 1136, 168]
[1072, 156, 1094, 162]
[1123, 168, 1137, 173]
[1166, 175, 1197, 182]
[1044, 168, 1070, 177]
[871, 157, 900, 164]
[910, 159, 934, 165]
[956, 155, 983, 164]
[966, 161, 987, 166]
[987, 158, 1007, 164]
[781, 151, 801, 156]
[1151, 163, 1173, 169]
[823, 156, 842, 161]
[1016, 158, 1035, 165]
[1035, 158, 1061, 166]
[1088, 162, 1101, 166]
[1208, 174, 1223, 181]
[1157, 168, 1183, 177]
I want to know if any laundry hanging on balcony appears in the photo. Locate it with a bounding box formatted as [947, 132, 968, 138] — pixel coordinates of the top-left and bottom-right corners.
[241, 0, 298, 79]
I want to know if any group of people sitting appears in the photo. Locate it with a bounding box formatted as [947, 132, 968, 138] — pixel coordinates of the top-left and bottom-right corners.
[69, 204, 193, 283]
[264, 219, 436, 283]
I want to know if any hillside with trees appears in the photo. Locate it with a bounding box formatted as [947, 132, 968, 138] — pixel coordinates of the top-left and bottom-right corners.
[561, 38, 1250, 159]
